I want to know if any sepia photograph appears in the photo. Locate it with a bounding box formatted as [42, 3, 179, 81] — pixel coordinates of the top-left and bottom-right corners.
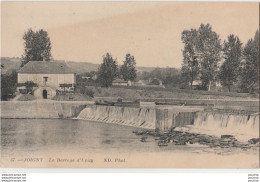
[1, 1, 259, 168]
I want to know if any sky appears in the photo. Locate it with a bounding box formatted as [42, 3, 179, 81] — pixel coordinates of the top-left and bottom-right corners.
[1, 2, 259, 68]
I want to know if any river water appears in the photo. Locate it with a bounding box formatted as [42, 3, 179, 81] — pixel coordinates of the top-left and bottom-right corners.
[1, 118, 259, 168]
[1, 118, 206, 156]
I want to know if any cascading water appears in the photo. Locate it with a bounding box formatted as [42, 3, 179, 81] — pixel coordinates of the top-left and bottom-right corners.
[182, 112, 259, 141]
[76, 105, 259, 142]
[77, 105, 156, 129]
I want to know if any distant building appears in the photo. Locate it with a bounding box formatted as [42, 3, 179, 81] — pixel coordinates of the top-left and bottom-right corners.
[17, 61, 75, 99]
[112, 79, 132, 86]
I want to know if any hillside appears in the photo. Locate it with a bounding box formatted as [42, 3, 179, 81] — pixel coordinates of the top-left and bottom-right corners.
[0, 57, 155, 74]
[56, 60, 155, 73]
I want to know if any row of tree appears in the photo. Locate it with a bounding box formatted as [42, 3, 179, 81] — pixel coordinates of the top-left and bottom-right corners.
[97, 53, 137, 87]
[181, 24, 259, 93]
[19, 27, 259, 93]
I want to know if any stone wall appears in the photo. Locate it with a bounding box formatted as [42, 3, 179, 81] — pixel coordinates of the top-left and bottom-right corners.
[1, 101, 92, 119]
[155, 108, 198, 132]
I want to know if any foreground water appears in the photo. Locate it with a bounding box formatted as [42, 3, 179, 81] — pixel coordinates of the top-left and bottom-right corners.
[1, 118, 259, 168]
[1, 118, 206, 156]
[2, 118, 258, 155]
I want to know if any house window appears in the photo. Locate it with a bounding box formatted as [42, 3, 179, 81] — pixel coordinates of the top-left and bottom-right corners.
[43, 77, 48, 85]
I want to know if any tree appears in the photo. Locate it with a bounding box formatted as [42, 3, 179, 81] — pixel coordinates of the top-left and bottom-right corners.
[137, 71, 150, 81]
[1, 70, 17, 100]
[144, 67, 181, 88]
[24, 81, 37, 94]
[97, 53, 119, 87]
[150, 67, 164, 81]
[120, 53, 137, 81]
[22, 28, 52, 66]
[196, 24, 222, 91]
[219, 35, 242, 92]
[240, 30, 259, 93]
[181, 29, 200, 89]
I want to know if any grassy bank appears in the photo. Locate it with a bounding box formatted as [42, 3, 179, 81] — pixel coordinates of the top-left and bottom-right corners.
[89, 86, 258, 101]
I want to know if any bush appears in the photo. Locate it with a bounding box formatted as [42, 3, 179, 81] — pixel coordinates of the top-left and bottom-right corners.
[77, 86, 94, 98]
[24, 81, 37, 94]
[149, 78, 160, 85]
[1, 70, 17, 100]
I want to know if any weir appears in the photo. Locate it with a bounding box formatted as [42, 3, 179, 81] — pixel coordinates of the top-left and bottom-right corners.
[77, 105, 259, 141]
[77, 105, 156, 129]
[2, 101, 258, 141]
[184, 112, 260, 141]
[76, 105, 202, 130]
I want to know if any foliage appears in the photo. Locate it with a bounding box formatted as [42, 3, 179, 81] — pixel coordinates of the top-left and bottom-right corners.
[196, 24, 222, 91]
[137, 71, 151, 80]
[24, 81, 37, 93]
[219, 35, 242, 92]
[1, 70, 17, 100]
[97, 53, 119, 87]
[120, 53, 137, 81]
[240, 30, 259, 93]
[137, 67, 181, 88]
[181, 29, 200, 89]
[149, 78, 161, 85]
[22, 28, 52, 66]
[76, 86, 94, 98]
[180, 24, 221, 91]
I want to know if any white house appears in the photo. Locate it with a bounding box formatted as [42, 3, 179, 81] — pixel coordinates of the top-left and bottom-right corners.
[17, 61, 75, 99]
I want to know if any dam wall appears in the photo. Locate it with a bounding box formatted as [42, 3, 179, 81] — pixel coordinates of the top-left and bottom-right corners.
[1, 101, 93, 119]
[77, 105, 202, 130]
[2, 101, 258, 141]
[77, 105, 259, 140]
[77, 105, 157, 129]
[155, 109, 197, 132]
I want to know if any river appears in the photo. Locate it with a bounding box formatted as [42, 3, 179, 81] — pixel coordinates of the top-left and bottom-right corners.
[1, 118, 259, 168]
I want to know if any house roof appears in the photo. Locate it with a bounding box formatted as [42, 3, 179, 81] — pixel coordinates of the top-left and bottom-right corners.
[18, 61, 74, 74]
[112, 79, 128, 83]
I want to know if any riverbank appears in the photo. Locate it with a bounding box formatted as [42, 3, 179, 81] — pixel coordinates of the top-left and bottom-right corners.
[90, 86, 259, 100]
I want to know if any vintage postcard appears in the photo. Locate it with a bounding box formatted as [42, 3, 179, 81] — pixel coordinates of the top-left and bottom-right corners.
[1, 1, 259, 168]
